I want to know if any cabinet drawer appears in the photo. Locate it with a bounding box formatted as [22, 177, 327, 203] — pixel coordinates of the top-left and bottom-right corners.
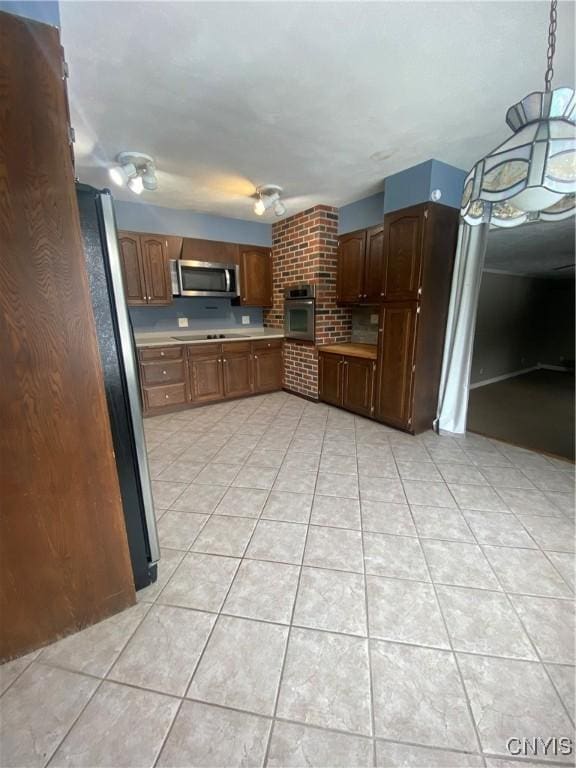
[140, 360, 185, 385]
[222, 341, 251, 354]
[144, 383, 187, 409]
[251, 339, 283, 351]
[187, 343, 222, 357]
[139, 346, 183, 361]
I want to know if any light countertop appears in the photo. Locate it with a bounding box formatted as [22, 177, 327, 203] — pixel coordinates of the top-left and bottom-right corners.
[317, 342, 378, 360]
[135, 328, 284, 348]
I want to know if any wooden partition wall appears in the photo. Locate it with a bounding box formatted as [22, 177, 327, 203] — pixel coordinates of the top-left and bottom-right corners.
[0, 11, 135, 661]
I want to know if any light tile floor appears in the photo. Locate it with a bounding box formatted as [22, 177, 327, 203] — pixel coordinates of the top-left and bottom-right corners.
[1, 392, 575, 768]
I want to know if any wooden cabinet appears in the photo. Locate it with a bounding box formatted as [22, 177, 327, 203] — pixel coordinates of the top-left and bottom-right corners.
[375, 302, 418, 430]
[181, 238, 238, 264]
[364, 225, 385, 302]
[238, 246, 273, 307]
[336, 225, 385, 305]
[318, 352, 343, 406]
[139, 339, 283, 414]
[374, 202, 459, 433]
[381, 205, 425, 301]
[188, 348, 225, 404]
[139, 346, 188, 415]
[336, 230, 366, 304]
[319, 350, 376, 417]
[118, 232, 147, 305]
[252, 340, 283, 392]
[118, 231, 172, 306]
[342, 357, 376, 418]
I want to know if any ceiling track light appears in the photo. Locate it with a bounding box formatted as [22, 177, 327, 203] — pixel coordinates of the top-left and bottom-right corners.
[254, 185, 286, 217]
[109, 151, 158, 195]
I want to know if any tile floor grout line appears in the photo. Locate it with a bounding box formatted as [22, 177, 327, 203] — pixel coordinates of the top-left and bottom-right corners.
[355, 416, 378, 768]
[261, 408, 322, 768]
[395, 455, 488, 760]
[438, 475, 576, 731]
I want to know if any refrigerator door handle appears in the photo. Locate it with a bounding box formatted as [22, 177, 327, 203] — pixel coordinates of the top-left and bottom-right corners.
[98, 192, 160, 564]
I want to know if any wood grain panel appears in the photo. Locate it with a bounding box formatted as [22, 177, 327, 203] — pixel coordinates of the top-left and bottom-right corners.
[238, 247, 273, 306]
[252, 348, 283, 392]
[342, 357, 375, 417]
[381, 206, 425, 300]
[141, 235, 171, 304]
[0, 11, 135, 661]
[318, 352, 343, 406]
[222, 352, 252, 397]
[336, 230, 366, 304]
[189, 356, 224, 402]
[118, 232, 147, 305]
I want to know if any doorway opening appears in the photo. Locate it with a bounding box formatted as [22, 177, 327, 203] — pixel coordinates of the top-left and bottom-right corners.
[467, 218, 575, 462]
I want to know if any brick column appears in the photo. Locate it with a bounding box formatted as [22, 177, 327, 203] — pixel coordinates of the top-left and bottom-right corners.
[264, 205, 351, 398]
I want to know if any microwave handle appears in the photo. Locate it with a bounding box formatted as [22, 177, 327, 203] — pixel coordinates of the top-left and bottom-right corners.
[225, 268, 231, 293]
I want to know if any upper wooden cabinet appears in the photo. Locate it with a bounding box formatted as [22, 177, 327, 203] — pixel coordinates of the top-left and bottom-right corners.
[336, 225, 385, 304]
[381, 205, 425, 301]
[181, 238, 238, 264]
[238, 246, 273, 307]
[118, 232, 172, 306]
[336, 230, 366, 304]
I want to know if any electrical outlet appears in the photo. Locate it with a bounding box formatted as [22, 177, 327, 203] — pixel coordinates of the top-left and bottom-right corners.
[370, 314, 379, 324]
[241, 315, 250, 325]
[178, 317, 189, 328]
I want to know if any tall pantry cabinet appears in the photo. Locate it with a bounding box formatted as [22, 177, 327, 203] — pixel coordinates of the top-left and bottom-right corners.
[374, 202, 459, 433]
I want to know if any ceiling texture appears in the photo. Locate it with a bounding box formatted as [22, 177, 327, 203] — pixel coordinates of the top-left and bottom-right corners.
[484, 218, 576, 278]
[60, 1, 575, 221]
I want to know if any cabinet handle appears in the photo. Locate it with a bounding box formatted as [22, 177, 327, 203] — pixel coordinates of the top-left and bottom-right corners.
[162, 370, 167, 375]
[357, 294, 362, 298]
[223, 358, 227, 363]
[418, 287, 422, 295]
[160, 351, 165, 356]
[254, 355, 258, 359]
[380, 292, 385, 297]
[165, 394, 169, 400]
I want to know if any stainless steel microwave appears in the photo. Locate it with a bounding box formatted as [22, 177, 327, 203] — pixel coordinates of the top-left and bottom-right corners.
[170, 259, 240, 298]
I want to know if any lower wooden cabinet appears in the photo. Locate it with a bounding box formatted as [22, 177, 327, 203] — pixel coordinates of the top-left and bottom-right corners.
[139, 340, 283, 414]
[375, 302, 418, 430]
[342, 357, 375, 418]
[318, 351, 376, 417]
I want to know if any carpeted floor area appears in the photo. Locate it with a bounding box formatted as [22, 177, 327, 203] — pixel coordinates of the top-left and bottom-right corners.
[467, 369, 575, 461]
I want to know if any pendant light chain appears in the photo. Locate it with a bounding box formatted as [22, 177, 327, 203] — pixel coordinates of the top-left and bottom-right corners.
[545, 0, 558, 92]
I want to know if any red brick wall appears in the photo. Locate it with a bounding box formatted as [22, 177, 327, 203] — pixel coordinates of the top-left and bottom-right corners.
[264, 205, 351, 398]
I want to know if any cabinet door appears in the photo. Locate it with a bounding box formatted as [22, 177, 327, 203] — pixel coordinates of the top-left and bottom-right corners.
[253, 349, 282, 392]
[375, 302, 418, 430]
[382, 206, 425, 301]
[189, 355, 224, 403]
[164, 235, 183, 262]
[318, 353, 342, 406]
[342, 357, 375, 417]
[222, 352, 252, 397]
[336, 230, 366, 304]
[118, 232, 147, 305]
[141, 235, 171, 305]
[364, 225, 385, 303]
[238, 247, 272, 306]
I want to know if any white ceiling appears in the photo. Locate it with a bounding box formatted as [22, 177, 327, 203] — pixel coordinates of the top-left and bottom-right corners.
[485, 218, 575, 277]
[60, 1, 575, 221]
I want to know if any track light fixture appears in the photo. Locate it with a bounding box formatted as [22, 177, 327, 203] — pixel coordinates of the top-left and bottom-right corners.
[109, 152, 158, 195]
[254, 185, 286, 217]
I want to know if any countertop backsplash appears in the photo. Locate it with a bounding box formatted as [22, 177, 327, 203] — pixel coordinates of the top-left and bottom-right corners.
[351, 306, 379, 345]
[129, 297, 264, 333]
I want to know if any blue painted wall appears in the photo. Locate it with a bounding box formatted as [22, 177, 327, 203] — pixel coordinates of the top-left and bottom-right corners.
[429, 159, 467, 210]
[114, 200, 272, 247]
[383, 160, 433, 214]
[338, 191, 384, 234]
[0, 0, 59, 25]
[339, 159, 467, 225]
[130, 298, 263, 333]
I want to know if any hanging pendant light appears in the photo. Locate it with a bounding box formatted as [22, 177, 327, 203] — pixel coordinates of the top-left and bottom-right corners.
[461, 0, 575, 228]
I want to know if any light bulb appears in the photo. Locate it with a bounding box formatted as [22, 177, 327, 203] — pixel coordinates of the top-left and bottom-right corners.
[109, 166, 125, 186]
[127, 175, 144, 195]
[274, 200, 286, 216]
[142, 167, 158, 191]
[254, 198, 266, 216]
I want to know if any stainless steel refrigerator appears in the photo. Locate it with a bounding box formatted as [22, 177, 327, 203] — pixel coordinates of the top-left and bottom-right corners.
[76, 183, 159, 589]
